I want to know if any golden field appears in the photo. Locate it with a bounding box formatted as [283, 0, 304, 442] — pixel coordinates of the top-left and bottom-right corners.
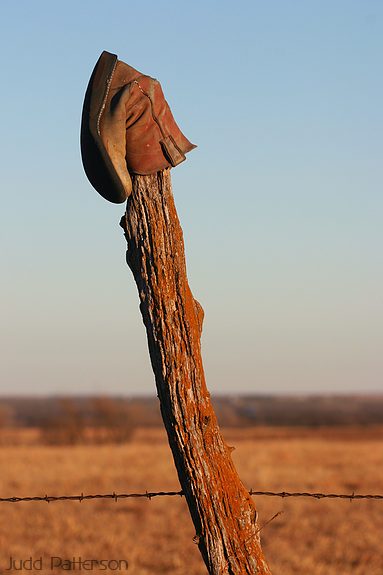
[0, 426, 382, 574]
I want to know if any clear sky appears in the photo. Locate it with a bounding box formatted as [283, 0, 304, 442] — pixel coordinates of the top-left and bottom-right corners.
[1, 0, 382, 396]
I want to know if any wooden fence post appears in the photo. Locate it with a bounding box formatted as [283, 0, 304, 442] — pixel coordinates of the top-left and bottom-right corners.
[120, 169, 272, 575]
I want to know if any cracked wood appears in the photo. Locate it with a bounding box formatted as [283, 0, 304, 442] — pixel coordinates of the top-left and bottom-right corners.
[120, 169, 271, 575]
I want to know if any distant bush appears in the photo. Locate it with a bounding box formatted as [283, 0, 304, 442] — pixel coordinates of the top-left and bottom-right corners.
[0, 403, 15, 444]
[89, 396, 135, 444]
[39, 397, 135, 445]
[0, 403, 14, 428]
[40, 398, 85, 445]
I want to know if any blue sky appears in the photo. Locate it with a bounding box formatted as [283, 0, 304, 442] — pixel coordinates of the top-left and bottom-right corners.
[1, 0, 382, 395]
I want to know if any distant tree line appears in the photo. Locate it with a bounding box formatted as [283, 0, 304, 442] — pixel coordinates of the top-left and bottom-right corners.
[39, 397, 145, 444]
[0, 394, 383, 445]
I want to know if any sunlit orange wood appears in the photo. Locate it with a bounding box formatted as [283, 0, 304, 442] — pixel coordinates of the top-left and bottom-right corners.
[120, 170, 271, 574]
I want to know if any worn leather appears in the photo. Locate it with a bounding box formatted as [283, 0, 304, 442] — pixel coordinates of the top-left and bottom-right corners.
[81, 51, 196, 204]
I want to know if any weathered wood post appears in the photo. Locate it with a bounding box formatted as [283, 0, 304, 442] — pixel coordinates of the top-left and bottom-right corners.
[120, 171, 271, 574]
[81, 51, 271, 575]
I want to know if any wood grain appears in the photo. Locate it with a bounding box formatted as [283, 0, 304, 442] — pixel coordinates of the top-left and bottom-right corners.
[120, 170, 271, 574]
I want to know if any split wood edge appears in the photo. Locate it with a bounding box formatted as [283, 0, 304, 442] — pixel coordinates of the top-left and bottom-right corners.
[120, 170, 271, 575]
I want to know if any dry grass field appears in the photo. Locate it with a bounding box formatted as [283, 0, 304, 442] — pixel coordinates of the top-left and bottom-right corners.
[0, 426, 382, 574]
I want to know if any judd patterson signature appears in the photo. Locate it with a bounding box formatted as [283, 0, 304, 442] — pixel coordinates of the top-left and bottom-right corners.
[4, 556, 129, 571]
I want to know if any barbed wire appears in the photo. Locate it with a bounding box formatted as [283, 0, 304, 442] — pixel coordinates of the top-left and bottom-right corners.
[1, 489, 382, 504]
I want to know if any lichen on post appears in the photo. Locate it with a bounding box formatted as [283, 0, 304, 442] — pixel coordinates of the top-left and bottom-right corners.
[120, 170, 271, 575]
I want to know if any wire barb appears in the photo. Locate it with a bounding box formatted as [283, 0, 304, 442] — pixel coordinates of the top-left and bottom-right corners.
[248, 490, 383, 501]
[0, 489, 382, 504]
